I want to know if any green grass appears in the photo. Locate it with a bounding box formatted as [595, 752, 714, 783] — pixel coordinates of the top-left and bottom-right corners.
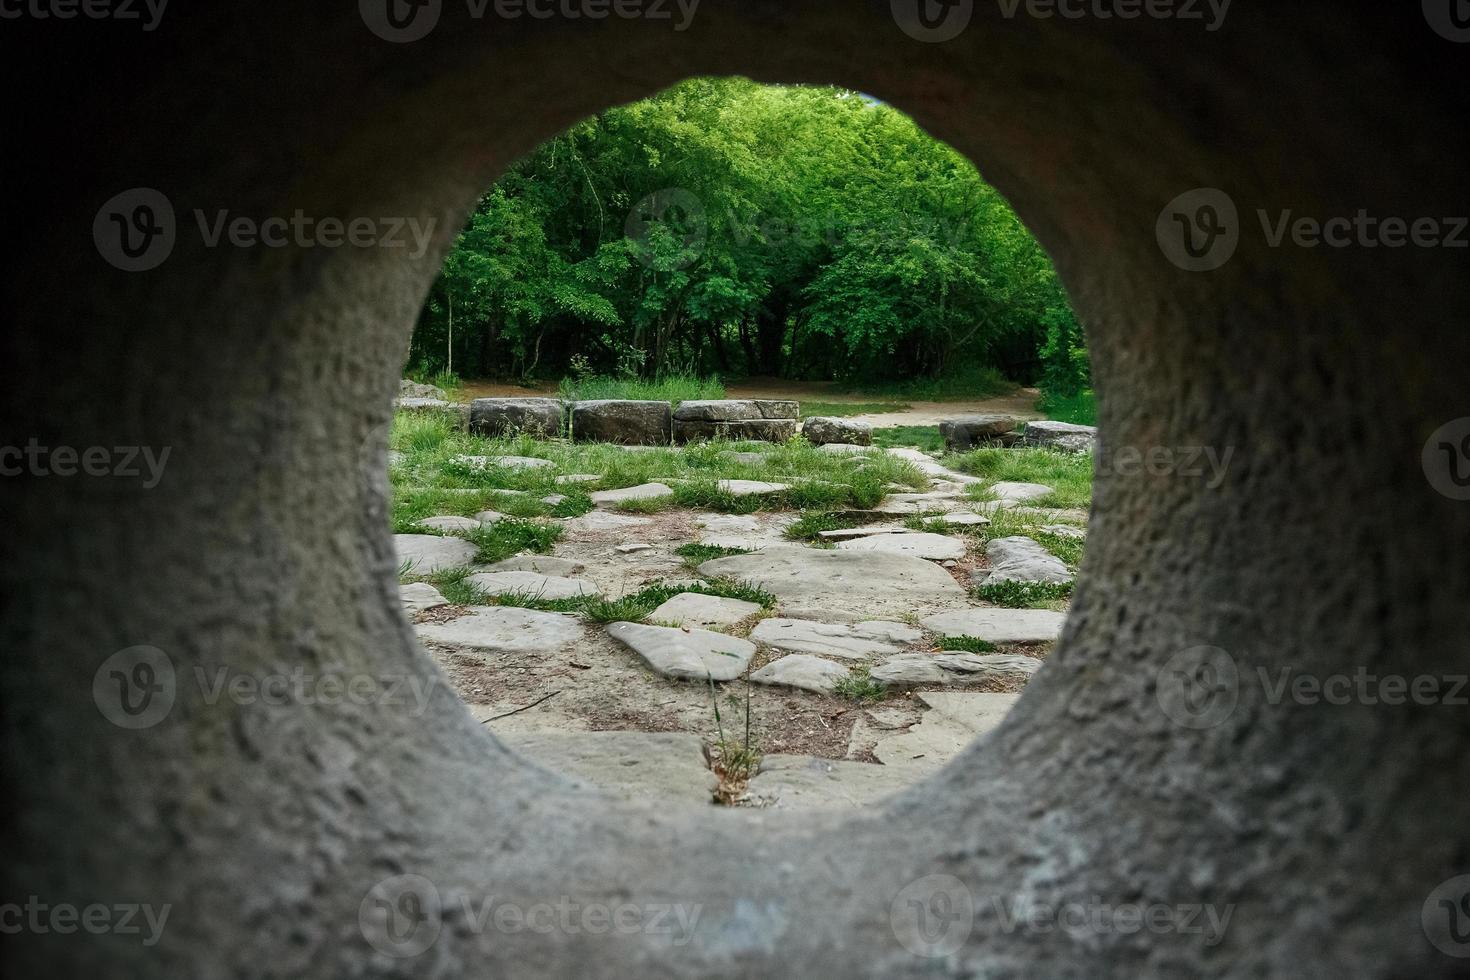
[975, 579, 1074, 609]
[466, 518, 562, 565]
[834, 667, 887, 703]
[940, 635, 997, 653]
[800, 401, 909, 418]
[839, 365, 1015, 402]
[1037, 389, 1097, 426]
[580, 579, 777, 624]
[675, 542, 753, 563]
[556, 373, 725, 405]
[947, 446, 1094, 511]
[784, 511, 861, 540]
[872, 426, 945, 453]
[977, 509, 1087, 568]
[413, 567, 490, 606]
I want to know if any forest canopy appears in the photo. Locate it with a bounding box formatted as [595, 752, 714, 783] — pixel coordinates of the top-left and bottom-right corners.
[408, 77, 1089, 400]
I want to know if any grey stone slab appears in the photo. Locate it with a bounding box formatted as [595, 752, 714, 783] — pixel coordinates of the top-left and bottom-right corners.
[605, 622, 756, 681]
[394, 533, 479, 575]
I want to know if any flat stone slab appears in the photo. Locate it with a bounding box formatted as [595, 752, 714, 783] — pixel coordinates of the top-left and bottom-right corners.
[836, 531, 966, 562]
[699, 547, 966, 618]
[988, 481, 1054, 504]
[1022, 419, 1097, 453]
[649, 592, 762, 630]
[399, 582, 449, 614]
[394, 533, 479, 575]
[492, 731, 716, 805]
[673, 399, 798, 421]
[816, 443, 872, 456]
[744, 755, 916, 810]
[802, 417, 873, 447]
[869, 653, 1037, 687]
[556, 473, 603, 485]
[919, 608, 1067, 644]
[750, 618, 923, 660]
[750, 654, 851, 694]
[413, 515, 481, 534]
[606, 622, 756, 681]
[817, 525, 908, 540]
[865, 491, 969, 515]
[590, 483, 674, 506]
[883, 447, 982, 484]
[871, 692, 1021, 773]
[465, 571, 599, 600]
[938, 512, 991, 528]
[452, 454, 555, 471]
[979, 536, 1073, 585]
[934, 653, 1040, 677]
[485, 554, 586, 576]
[917, 691, 1022, 733]
[1041, 524, 1087, 540]
[472, 510, 506, 525]
[715, 479, 791, 497]
[415, 606, 583, 656]
[562, 511, 654, 532]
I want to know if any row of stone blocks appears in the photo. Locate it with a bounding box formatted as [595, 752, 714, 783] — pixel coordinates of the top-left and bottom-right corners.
[461, 397, 801, 445]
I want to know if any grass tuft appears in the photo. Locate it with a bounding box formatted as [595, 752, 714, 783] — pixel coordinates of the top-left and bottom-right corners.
[975, 579, 1074, 609]
[940, 635, 997, 653]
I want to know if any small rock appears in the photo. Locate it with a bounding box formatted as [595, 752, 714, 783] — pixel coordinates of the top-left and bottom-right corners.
[816, 443, 872, 456]
[412, 515, 481, 534]
[540, 494, 569, 507]
[919, 608, 1067, 644]
[556, 473, 603, 485]
[562, 511, 654, 532]
[939, 415, 1020, 452]
[870, 655, 951, 686]
[715, 479, 791, 497]
[988, 482, 1055, 505]
[979, 536, 1073, 585]
[473, 510, 507, 525]
[1041, 524, 1087, 540]
[616, 543, 653, 554]
[394, 534, 478, 575]
[464, 571, 600, 600]
[934, 653, 1040, 677]
[1022, 420, 1097, 453]
[836, 532, 966, 562]
[649, 592, 763, 630]
[750, 655, 851, 694]
[589, 483, 674, 506]
[399, 582, 448, 614]
[726, 452, 767, 465]
[938, 512, 991, 527]
[605, 622, 756, 681]
[803, 417, 873, 447]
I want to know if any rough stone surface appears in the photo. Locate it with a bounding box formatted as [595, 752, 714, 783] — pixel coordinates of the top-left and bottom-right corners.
[400, 379, 447, 400]
[749, 655, 851, 694]
[556, 473, 603, 485]
[816, 443, 872, 456]
[473, 510, 507, 525]
[1041, 523, 1087, 540]
[939, 414, 1021, 451]
[570, 400, 672, 445]
[836, 531, 967, 562]
[743, 755, 916, 810]
[751, 618, 922, 660]
[715, 479, 790, 497]
[562, 511, 653, 532]
[589, 483, 674, 506]
[934, 653, 1041, 677]
[1022, 419, 1098, 453]
[492, 732, 717, 806]
[988, 481, 1055, 504]
[485, 554, 586, 576]
[415, 606, 584, 656]
[672, 399, 798, 421]
[863, 490, 969, 515]
[872, 692, 1021, 772]
[979, 536, 1073, 585]
[802, 416, 873, 446]
[920, 608, 1068, 643]
[393, 533, 479, 574]
[648, 592, 761, 630]
[869, 655, 951, 686]
[465, 571, 600, 600]
[469, 397, 566, 438]
[673, 418, 798, 443]
[816, 524, 908, 540]
[605, 622, 755, 681]
[399, 582, 449, 614]
[700, 547, 966, 617]
[412, 515, 481, 534]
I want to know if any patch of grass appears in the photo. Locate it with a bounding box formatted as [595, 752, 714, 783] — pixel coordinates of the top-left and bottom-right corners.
[973, 508, 1088, 569]
[975, 579, 1074, 609]
[675, 542, 753, 563]
[413, 567, 489, 606]
[834, 667, 887, 704]
[466, 518, 562, 565]
[1037, 389, 1097, 426]
[488, 589, 589, 613]
[947, 447, 1093, 511]
[557, 373, 724, 405]
[800, 401, 909, 418]
[579, 578, 777, 624]
[615, 495, 675, 514]
[707, 674, 759, 805]
[872, 426, 945, 453]
[840, 365, 1015, 402]
[940, 635, 997, 653]
[784, 511, 860, 540]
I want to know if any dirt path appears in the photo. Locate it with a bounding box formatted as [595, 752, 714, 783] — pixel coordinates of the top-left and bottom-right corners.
[456, 377, 1043, 429]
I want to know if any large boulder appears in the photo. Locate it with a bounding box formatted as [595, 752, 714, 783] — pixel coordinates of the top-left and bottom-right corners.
[803, 416, 873, 446]
[469, 397, 566, 438]
[674, 418, 798, 443]
[939, 414, 1021, 452]
[673, 399, 799, 421]
[570, 400, 672, 445]
[1022, 420, 1097, 453]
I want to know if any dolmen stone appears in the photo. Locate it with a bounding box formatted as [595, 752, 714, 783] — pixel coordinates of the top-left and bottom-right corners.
[1022, 420, 1097, 453]
[939, 414, 1021, 452]
[673, 399, 799, 443]
[803, 416, 873, 447]
[570, 400, 672, 445]
[750, 655, 851, 694]
[469, 397, 565, 438]
[606, 622, 755, 681]
[979, 536, 1073, 585]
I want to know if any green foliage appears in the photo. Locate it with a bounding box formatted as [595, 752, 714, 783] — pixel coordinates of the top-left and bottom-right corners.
[940, 635, 997, 653]
[834, 667, 887, 703]
[557, 372, 725, 404]
[975, 579, 1074, 609]
[838, 365, 1015, 401]
[675, 542, 752, 563]
[1036, 389, 1097, 426]
[467, 518, 563, 565]
[872, 426, 946, 452]
[410, 78, 1083, 389]
[949, 447, 1094, 511]
[799, 401, 908, 418]
[783, 511, 859, 540]
[580, 579, 776, 624]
